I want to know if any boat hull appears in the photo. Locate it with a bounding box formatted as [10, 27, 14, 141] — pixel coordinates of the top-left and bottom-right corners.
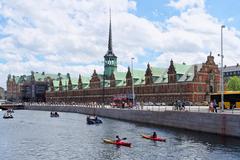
[103, 139, 131, 147]
[3, 116, 13, 119]
[50, 115, 59, 118]
[87, 117, 102, 125]
[141, 134, 166, 142]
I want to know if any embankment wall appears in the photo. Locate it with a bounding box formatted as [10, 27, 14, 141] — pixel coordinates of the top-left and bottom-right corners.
[25, 105, 240, 138]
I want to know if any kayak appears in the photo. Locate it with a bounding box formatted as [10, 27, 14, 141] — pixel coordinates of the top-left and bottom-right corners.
[103, 138, 131, 147]
[141, 134, 166, 142]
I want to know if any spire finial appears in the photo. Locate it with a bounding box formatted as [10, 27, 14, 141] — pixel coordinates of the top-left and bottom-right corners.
[108, 8, 112, 52]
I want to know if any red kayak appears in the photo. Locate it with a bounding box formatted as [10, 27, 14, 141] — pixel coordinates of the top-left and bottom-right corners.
[141, 134, 166, 142]
[103, 138, 131, 147]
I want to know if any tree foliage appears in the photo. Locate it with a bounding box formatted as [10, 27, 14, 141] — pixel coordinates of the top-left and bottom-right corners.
[227, 76, 240, 91]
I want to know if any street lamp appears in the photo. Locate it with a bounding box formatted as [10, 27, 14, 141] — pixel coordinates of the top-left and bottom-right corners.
[102, 74, 105, 107]
[131, 57, 135, 107]
[220, 25, 225, 112]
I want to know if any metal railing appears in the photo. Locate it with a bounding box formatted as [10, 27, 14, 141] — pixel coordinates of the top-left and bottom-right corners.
[22, 102, 240, 114]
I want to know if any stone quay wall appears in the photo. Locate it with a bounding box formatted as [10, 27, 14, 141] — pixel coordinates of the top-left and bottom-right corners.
[25, 105, 240, 138]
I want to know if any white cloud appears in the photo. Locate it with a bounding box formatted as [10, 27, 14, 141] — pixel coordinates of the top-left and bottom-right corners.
[168, 0, 205, 10]
[0, 0, 240, 90]
[160, 1, 240, 68]
[227, 17, 234, 23]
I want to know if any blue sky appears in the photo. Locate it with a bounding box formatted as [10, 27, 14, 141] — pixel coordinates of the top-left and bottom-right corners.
[133, 0, 240, 28]
[131, 0, 240, 68]
[206, 0, 240, 28]
[133, 0, 179, 21]
[0, 0, 240, 89]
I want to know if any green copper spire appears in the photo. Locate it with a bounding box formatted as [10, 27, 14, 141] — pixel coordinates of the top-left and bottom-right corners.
[104, 9, 117, 79]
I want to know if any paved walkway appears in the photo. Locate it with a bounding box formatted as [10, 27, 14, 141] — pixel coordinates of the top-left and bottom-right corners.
[105, 105, 240, 114]
[24, 103, 240, 115]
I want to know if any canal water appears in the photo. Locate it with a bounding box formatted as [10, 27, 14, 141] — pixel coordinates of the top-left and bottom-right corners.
[0, 110, 240, 160]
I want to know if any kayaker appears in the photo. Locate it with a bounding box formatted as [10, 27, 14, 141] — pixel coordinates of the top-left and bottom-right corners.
[116, 135, 121, 143]
[87, 116, 90, 120]
[152, 132, 157, 138]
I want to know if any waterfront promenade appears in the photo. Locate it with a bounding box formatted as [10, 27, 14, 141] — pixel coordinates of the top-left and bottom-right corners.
[24, 102, 240, 114]
[25, 103, 240, 138]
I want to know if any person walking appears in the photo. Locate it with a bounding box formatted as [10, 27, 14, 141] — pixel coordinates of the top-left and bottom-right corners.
[209, 101, 214, 112]
[213, 99, 217, 113]
[140, 101, 144, 110]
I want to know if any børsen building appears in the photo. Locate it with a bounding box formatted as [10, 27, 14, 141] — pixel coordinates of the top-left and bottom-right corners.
[46, 13, 220, 105]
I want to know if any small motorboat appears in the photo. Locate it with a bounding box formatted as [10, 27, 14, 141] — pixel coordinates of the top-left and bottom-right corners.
[103, 138, 131, 147]
[94, 118, 102, 124]
[7, 108, 14, 113]
[50, 112, 59, 117]
[3, 112, 13, 119]
[141, 134, 166, 142]
[86, 116, 102, 125]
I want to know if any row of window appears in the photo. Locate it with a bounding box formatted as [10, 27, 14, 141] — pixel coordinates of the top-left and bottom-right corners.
[224, 71, 240, 76]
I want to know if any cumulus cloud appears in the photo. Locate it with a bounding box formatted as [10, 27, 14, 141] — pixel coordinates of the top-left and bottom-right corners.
[159, 0, 240, 68]
[168, 0, 205, 10]
[227, 17, 234, 23]
[0, 0, 240, 89]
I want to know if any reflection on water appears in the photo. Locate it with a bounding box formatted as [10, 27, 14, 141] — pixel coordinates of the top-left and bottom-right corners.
[0, 110, 240, 160]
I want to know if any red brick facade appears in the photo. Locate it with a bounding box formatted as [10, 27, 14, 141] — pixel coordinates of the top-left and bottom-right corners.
[46, 54, 220, 105]
[7, 75, 22, 101]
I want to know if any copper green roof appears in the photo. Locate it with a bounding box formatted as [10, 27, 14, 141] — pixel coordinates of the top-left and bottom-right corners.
[83, 83, 89, 89]
[174, 63, 192, 75]
[15, 75, 27, 84]
[114, 70, 145, 86]
[10, 62, 203, 92]
[71, 79, 78, 85]
[34, 72, 69, 82]
[132, 69, 145, 79]
[101, 80, 110, 88]
[82, 76, 91, 84]
[53, 80, 59, 88]
[132, 69, 145, 85]
[114, 72, 126, 80]
[45, 74, 60, 79]
[151, 67, 166, 76]
[116, 80, 126, 86]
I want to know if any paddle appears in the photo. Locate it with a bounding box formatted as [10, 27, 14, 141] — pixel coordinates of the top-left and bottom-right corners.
[103, 137, 127, 141]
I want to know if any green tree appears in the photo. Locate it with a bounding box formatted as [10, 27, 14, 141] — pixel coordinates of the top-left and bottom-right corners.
[227, 76, 240, 91]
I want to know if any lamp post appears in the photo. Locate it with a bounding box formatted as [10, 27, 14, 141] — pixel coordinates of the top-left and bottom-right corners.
[102, 74, 105, 107]
[131, 57, 135, 106]
[221, 25, 225, 112]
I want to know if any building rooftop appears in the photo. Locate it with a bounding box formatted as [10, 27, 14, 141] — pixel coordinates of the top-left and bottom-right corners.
[223, 64, 240, 72]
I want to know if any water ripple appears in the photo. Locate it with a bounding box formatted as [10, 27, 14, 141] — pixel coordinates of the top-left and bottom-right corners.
[0, 110, 240, 160]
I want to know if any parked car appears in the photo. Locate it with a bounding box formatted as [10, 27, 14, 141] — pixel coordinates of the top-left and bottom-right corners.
[144, 102, 154, 106]
[155, 102, 162, 106]
[161, 102, 166, 106]
[149, 102, 154, 106]
[184, 101, 193, 106]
